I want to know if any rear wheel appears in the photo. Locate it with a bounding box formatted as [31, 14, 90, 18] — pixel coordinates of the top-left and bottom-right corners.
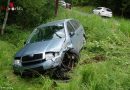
[83, 34, 87, 45]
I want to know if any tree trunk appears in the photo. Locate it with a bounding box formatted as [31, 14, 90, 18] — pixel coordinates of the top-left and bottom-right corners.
[1, 0, 10, 35]
[55, 0, 59, 16]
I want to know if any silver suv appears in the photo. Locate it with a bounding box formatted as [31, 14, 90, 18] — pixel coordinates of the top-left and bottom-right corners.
[13, 19, 86, 75]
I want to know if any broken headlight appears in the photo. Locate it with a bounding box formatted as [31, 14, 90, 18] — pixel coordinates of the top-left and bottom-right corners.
[45, 52, 59, 60]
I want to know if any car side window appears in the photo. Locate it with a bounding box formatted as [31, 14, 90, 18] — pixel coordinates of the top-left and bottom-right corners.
[70, 20, 80, 30]
[67, 22, 75, 33]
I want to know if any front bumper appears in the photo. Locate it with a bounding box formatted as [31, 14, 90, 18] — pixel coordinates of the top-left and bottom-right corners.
[13, 55, 62, 74]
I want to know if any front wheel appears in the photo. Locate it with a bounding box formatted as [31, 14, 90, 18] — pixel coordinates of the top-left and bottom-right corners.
[98, 12, 101, 16]
[61, 52, 79, 71]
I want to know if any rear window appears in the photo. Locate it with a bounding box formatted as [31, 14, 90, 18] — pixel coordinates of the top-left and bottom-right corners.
[106, 8, 112, 12]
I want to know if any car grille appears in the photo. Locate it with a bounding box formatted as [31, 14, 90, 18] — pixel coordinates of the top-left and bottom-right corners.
[21, 53, 45, 66]
[22, 53, 43, 62]
[22, 60, 45, 66]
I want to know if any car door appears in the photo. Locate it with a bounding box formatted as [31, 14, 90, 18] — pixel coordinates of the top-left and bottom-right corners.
[95, 7, 102, 14]
[70, 20, 84, 51]
[67, 21, 79, 52]
[102, 8, 107, 14]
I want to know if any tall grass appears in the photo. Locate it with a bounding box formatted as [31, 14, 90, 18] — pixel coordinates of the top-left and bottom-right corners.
[73, 6, 94, 14]
[119, 18, 130, 37]
[0, 7, 130, 90]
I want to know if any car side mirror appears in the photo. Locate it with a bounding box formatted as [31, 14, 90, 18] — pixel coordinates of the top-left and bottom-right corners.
[70, 32, 75, 36]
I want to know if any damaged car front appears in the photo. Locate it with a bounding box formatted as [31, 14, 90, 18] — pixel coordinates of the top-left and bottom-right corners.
[13, 19, 86, 76]
[13, 22, 68, 74]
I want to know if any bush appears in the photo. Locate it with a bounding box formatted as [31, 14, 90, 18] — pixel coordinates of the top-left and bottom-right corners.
[0, 25, 31, 47]
[8, 0, 55, 27]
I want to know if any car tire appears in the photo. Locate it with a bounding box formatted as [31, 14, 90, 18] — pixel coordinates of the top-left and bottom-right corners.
[61, 51, 79, 71]
[13, 71, 19, 75]
[98, 12, 101, 16]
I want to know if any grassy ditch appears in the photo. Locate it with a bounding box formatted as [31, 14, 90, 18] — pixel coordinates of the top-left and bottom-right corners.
[0, 7, 130, 90]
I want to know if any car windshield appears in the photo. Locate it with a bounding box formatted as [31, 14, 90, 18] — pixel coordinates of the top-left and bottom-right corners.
[29, 23, 64, 43]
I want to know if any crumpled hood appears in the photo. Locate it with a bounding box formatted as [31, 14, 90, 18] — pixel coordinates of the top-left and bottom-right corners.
[15, 38, 65, 57]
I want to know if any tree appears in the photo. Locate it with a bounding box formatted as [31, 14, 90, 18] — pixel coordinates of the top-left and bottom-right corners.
[12, 0, 55, 27]
[55, 0, 59, 16]
[1, 0, 10, 35]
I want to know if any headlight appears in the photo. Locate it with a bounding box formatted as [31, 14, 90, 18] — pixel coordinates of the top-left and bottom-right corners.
[54, 52, 59, 57]
[45, 53, 54, 60]
[14, 60, 21, 66]
[45, 52, 59, 60]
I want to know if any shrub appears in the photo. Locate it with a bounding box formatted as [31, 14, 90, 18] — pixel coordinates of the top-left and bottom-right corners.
[8, 0, 55, 27]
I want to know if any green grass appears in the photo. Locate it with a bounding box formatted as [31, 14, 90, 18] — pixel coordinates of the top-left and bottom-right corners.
[73, 6, 94, 14]
[0, 7, 130, 90]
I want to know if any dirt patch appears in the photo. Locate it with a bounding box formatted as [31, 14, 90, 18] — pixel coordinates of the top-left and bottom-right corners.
[80, 54, 107, 65]
[92, 54, 106, 62]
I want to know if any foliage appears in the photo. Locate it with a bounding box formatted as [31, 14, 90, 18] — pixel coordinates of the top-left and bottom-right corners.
[0, 25, 31, 47]
[71, 0, 130, 18]
[73, 6, 94, 13]
[0, 0, 7, 25]
[0, 0, 55, 27]
[0, 7, 130, 90]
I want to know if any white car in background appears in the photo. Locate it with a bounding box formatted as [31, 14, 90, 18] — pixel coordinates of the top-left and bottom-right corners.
[59, 0, 71, 9]
[59, 0, 66, 8]
[93, 7, 112, 18]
